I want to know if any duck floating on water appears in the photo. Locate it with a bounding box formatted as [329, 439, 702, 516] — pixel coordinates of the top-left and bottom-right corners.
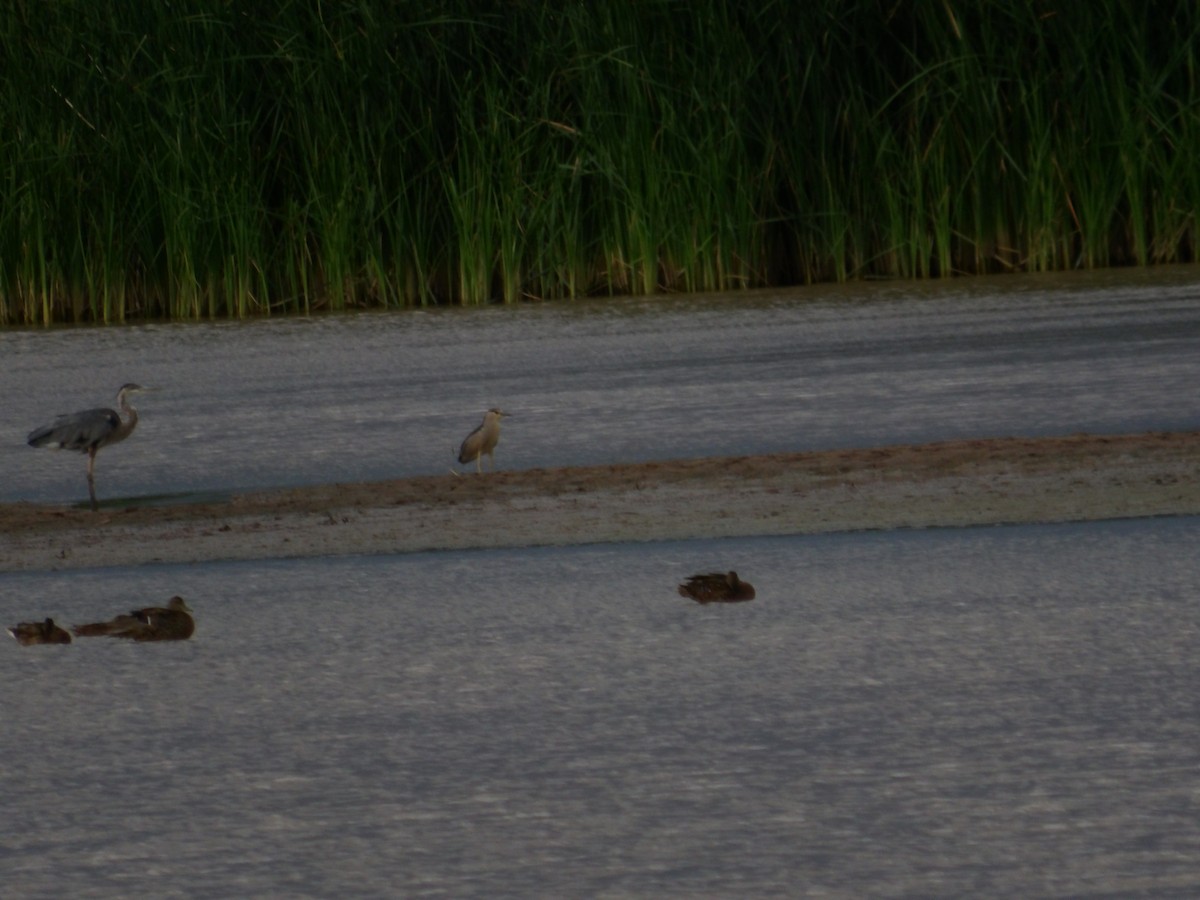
[7, 617, 73, 645]
[73, 596, 195, 641]
[677, 571, 756, 604]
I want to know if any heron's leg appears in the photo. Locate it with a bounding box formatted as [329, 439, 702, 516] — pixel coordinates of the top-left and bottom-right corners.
[86, 447, 98, 511]
[475, 454, 482, 474]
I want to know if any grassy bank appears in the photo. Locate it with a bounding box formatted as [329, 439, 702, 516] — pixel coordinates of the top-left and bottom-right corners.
[2, 1, 1199, 324]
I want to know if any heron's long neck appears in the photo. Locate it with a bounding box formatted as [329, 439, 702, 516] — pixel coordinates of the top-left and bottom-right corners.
[114, 399, 139, 443]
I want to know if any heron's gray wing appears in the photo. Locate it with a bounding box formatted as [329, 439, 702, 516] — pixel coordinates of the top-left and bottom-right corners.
[27, 407, 121, 450]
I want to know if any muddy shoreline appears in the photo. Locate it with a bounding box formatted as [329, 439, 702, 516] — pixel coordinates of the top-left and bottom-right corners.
[2, 431, 1197, 572]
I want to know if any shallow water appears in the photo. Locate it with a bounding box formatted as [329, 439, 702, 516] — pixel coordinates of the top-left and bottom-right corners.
[3, 518, 1199, 898]
[3, 266, 1200, 505]
[5, 268, 1200, 897]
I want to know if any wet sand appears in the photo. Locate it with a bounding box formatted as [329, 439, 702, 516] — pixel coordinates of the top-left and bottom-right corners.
[1, 431, 1197, 572]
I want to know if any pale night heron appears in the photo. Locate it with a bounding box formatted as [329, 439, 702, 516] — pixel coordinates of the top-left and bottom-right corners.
[457, 408, 510, 473]
[677, 571, 757, 604]
[26, 383, 149, 511]
[73, 596, 195, 641]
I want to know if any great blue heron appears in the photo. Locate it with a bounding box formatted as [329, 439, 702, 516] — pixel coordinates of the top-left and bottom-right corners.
[73, 596, 195, 641]
[27, 383, 149, 511]
[677, 571, 757, 604]
[7, 617, 73, 646]
[457, 408, 510, 473]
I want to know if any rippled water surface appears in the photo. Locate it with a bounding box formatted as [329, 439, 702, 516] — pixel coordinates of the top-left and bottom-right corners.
[4, 520, 1200, 898]
[4, 269, 1200, 897]
[3, 267, 1199, 505]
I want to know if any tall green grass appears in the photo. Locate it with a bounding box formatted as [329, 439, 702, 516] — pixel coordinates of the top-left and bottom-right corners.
[2, 1, 1199, 324]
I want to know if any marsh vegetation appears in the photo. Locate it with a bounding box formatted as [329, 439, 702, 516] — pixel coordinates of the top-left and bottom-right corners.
[3, 2, 1199, 323]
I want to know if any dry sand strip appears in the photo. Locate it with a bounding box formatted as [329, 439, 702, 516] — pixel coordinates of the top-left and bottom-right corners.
[1, 431, 1197, 572]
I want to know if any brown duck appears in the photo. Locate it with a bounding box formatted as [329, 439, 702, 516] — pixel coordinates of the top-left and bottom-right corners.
[677, 571, 756, 604]
[7, 617, 73, 645]
[73, 596, 195, 641]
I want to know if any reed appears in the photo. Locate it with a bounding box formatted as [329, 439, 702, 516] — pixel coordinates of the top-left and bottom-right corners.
[2, 1, 1199, 324]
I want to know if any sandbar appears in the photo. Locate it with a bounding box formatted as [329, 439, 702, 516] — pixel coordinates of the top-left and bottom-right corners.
[1, 431, 1197, 572]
